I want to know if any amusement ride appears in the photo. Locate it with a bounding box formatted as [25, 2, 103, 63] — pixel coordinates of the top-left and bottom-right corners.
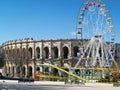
[36, 0, 120, 83]
[76, 0, 117, 68]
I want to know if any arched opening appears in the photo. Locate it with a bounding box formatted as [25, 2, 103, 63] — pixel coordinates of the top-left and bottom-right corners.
[36, 67, 40, 74]
[52, 68, 58, 76]
[118, 48, 120, 52]
[53, 47, 58, 58]
[44, 47, 49, 59]
[36, 47, 40, 59]
[22, 48, 26, 59]
[17, 48, 20, 58]
[73, 46, 79, 57]
[12, 66, 15, 77]
[22, 66, 26, 77]
[99, 48, 102, 57]
[9, 50, 11, 58]
[36, 67, 40, 71]
[45, 67, 49, 73]
[28, 66, 32, 78]
[8, 67, 10, 76]
[63, 46, 69, 59]
[29, 47, 32, 59]
[4, 48, 7, 56]
[4, 66, 7, 75]
[16, 66, 20, 77]
[12, 49, 15, 59]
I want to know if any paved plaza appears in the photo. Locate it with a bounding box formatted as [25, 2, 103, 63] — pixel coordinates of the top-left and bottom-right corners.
[0, 82, 120, 90]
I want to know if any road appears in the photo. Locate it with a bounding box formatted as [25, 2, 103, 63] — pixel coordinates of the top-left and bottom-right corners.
[0, 83, 120, 90]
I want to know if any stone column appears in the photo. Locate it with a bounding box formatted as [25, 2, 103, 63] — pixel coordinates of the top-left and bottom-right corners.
[68, 41, 72, 59]
[40, 40, 44, 60]
[14, 65, 17, 77]
[3, 65, 7, 76]
[49, 40, 52, 59]
[59, 40, 62, 58]
[32, 41, 35, 59]
[6, 63, 9, 76]
[58, 40, 63, 67]
[10, 66, 12, 77]
[32, 65, 34, 78]
[25, 66, 27, 78]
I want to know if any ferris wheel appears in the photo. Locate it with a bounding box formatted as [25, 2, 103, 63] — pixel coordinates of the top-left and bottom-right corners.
[75, 0, 117, 68]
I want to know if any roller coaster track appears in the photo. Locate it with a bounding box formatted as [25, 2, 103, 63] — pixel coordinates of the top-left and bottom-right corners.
[36, 64, 119, 82]
[36, 64, 90, 82]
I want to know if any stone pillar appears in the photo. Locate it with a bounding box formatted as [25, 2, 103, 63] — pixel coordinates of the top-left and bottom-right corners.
[49, 40, 52, 59]
[10, 66, 12, 77]
[58, 40, 63, 67]
[40, 40, 44, 64]
[14, 66, 17, 77]
[25, 66, 27, 78]
[3, 65, 7, 76]
[8, 66, 10, 76]
[40, 41, 43, 58]
[59, 40, 62, 58]
[4, 47, 6, 60]
[6, 63, 9, 76]
[15, 66, 18, 77]
[32, 41, 35, 59]
[68, 41, 72, 59]
[32, 65, 34, 78]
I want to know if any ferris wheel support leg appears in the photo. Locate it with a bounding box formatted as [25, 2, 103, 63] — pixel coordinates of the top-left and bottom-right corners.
[75, 38, 94, 68]
[99, 70, 103, 79]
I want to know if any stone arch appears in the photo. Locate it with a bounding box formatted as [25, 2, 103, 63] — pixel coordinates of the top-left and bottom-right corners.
[73, 46, 79, 57]
[22, 66, 26, 77]
[6, 49, 9, 55]
[28, 66, 33, 78]
[118, 47, 120, 52]
[6, 66, 9, 76]
[36, 67, 40, 71]
[13, 49, 15, 58]
[53, 47, 58, 58]
[5, 49, 8, 58]
[2, 49, 5, 59]
[63, 46, 69, 59]
[4, 66, 7, 75]
[29, 47, 32, 59]
[52, 68, 59, 76]
[9, 49, 11, 58]
[11, 49, 14, 59]
[8, 66, 10, 76]
[36, 47, 40, 59]
[44, 67, 49, 73]
[12, 66, 15, 77]
[22, 48, 26, 59]
[44, 47, 49, 59]
[16, 66, 20, 77]
[36, 67, 40, 74]
[17, 48, 20, 58]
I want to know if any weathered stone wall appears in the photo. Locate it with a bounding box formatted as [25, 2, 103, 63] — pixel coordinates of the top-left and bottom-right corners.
[2, 38, 120, 78]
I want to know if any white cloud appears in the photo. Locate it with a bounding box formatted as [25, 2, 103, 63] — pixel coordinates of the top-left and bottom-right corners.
[70, 31, 76, 36]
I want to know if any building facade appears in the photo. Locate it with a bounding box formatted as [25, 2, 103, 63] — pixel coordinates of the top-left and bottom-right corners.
[2, 38, 120, 78]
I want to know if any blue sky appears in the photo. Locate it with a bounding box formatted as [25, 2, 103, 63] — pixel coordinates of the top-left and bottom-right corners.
[0, 0, 120, 45]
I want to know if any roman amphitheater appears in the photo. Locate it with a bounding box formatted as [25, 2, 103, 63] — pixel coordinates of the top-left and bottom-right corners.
[1, 38, 120, 78]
